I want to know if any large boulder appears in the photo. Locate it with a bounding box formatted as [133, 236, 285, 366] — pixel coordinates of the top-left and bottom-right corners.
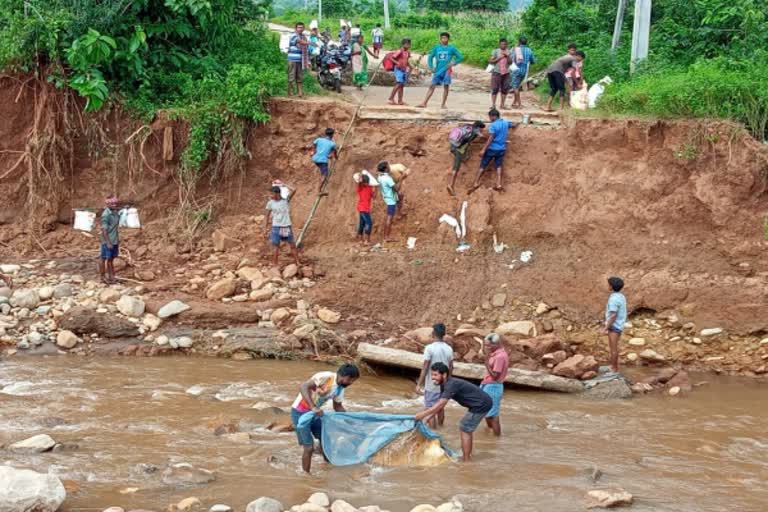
[161, 463, 216, 487]
[10, 289, 39, 309]
[552, 354, 599, 379]
[58, 307, 140, 338]
[583, 379, 633, 400]
[512, 334, 566, 359]
[245, 497, 284, 512]
[158, 300, 191, 319]
[116, 295, 145, 317]
[56, 330, 79, 349]
[52, 283, 74, 299]
[0, 465, 66, 512]
[206, 278, 237, 300]
[8, 434, 56, 453]
[496, 321, 536, 337]
[237, 267, 264, 282]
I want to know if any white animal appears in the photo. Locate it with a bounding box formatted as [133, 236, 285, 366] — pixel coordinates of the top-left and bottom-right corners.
[588, 76, 614, 108]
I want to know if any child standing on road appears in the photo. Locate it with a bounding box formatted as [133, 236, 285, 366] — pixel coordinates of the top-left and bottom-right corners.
[312, 128, 337, 191]
[603, 276, 627, 373]
[387, 39, 413, 106]
[355, 172, 378, 244]
[417, 32, 463, 109]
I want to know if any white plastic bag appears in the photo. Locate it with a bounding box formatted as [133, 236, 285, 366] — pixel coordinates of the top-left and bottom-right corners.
[485, 64, 495, 73]
[73, 210, 96, 232]
[588, 76, 613, 108]
[124, 208, 141, 228]
[570, 83, 589, 110]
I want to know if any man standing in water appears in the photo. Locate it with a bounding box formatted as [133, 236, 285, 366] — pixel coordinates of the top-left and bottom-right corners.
[414, 362, 492, 461]
[415, 323, 454, 429]
[603, 276, 627, 373]
[480, 333, 509, 436]
[99, 195, 120, 285]
[291, 363, 360, 473]
[417, 32, 463, 109]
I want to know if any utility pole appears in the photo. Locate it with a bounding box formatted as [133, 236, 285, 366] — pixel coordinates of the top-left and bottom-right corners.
[318, 0, 322, 22]
[383, 0, 391, 29]
[611, 0, 628, 51]
[630, 0, 651, 73]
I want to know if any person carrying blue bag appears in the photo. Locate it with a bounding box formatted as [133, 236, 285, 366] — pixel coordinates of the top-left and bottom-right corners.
[290, 363, 360, 473]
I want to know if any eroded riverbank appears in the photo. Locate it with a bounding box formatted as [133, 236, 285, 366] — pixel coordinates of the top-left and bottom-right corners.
[1, 357, 767, 511]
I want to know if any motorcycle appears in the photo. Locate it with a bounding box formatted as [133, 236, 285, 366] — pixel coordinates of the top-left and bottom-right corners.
[317, 41, 351, 93]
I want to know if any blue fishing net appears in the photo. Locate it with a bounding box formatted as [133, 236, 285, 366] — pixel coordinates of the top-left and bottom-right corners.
[297, 411, 453, 466]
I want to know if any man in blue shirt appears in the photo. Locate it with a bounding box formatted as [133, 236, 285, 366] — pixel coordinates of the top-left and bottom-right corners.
[311, 127, 337, 191]
[511, 37, 536, 109]
[288, 22, 308, 98]
[603, 276, 628, 373]
[417, 32, 463, 110]
[470, 109, 515, 193]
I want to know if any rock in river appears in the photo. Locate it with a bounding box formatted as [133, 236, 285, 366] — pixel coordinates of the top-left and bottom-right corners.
[8, 434, 57, 453]
[0, 465, 66, 512]
[552, 354, 598, 379]
[161, 463, 216, 487]
[56, 330, 79, 349]
[586, 489, 633, 508]
[58, 306, 140, 338]
[245, 497, 284, 512]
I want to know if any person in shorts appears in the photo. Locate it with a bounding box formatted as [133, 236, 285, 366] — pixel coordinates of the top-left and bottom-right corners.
[603, 276, 627, 373]
[99, 195, 120, 284]
[480, 332, 509, 436]
[387, 39, 413, 106]
[265, 185, 300, 267]
[544, 50, 584, 111]
[470, 108, 514, 193]
[417, 32, 463, 109]
[414, 362, 492, 461]
[355, 172, 378, 244]
[312, 128, 337, 191]
[447, 121, 485, 196]
[489, 38, 512, 110]
[377, 161, 406, 242]
[510, 37, 536, 108]
[287, 22, 308, 97]
[415, 323, 454, 429]
[290, 363, 360, 473]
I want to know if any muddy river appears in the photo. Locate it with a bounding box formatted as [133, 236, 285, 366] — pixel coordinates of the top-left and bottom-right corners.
[1, 357, 766, 512]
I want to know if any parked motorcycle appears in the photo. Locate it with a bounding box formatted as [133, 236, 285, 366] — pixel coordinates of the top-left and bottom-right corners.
[317, 42, 351, 93]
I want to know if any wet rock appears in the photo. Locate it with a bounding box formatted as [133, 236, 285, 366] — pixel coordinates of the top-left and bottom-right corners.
[99, 288, 121, 303]
[639, 349, 666, 363]
[491, 293, 507, 307]
[700, 327, 723, 337]
[59, 307, 140, 338]
[581, 370, 598, 380]
[158, 300, 191, 319]
[654, 367, 678, 384]
[161, 463, 216, 487]
[552, 355, 599, 379]
[436, 501, 463, 512]
[667, 370, 692, 392]
[0, 465, 66, 512]
[496, 321, 536, 337]
[175, 336, 194, 349]
[56, 330, 79, 349]
[409, 506, 438, 512]
[207, 278, 237, 300]
[212, 230, 239, 252]
[586, 489, 633, 508]
[291, 504, 327, 512]
[52, 283, 74, 298]
[308, 493, 330, 508]
[282, 264, 299, 280]
[330, 501, 357, 512]
[631, 382, 653, 394]
[669, 386, 681, 396]
[245, 497, 283, 512]
[318, 308, 342, 324]
[38, 286, 54, 300]
[143, 314, 162, 332]
[52, 442, 79, 452]
[8, 433, 56, 453]
[176, 497, 202, 511]
[584, 379, 633, 400]
[10, 289, 39, 309]
[627, 337, 645, 346]
[210, 506, 232, 512]
[116, 295, 146, 317]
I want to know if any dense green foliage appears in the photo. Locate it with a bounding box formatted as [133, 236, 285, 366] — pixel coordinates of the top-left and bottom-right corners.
[0, 0, 296, 174]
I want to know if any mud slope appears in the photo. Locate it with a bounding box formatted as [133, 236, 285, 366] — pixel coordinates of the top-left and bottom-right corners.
[0, 81, 767, 334]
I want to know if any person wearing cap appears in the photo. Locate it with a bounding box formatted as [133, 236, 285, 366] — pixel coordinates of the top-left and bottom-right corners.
[415, 323, 454, 429]
[480, 332, 509, 436]
[99, 194, 121, 285]
[265, 184, 301, 267]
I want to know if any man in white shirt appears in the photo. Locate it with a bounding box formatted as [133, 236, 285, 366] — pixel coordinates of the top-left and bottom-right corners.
[415, 323, 454, 429]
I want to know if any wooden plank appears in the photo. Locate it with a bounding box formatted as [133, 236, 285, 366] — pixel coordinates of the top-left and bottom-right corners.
[357, 343, 584, 394]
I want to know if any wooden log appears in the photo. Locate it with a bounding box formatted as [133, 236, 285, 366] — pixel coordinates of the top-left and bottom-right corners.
[162, 127, 174, 161]
[357, 343, 584, 394]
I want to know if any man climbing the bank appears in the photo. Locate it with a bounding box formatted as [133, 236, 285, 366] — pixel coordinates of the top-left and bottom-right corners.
[415, 323, 454, 429]
[470, 108, 514, 193]
[311, 128, 337, 191]
[287, 22, 309, 98]
[99, 194, 120, 285]
[481, 333, 509, 436]
[447, 120, 485, 196]
[417, 32, 463, 109]
[291, 363, 360, 473]
[377, 161, 406, 242]
[265, 185, 301, 268]
[414, 362, 492, 461]
[603, 276, 627, 373]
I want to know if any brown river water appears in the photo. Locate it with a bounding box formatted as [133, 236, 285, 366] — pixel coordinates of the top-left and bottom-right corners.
[1, 357, 767, 512]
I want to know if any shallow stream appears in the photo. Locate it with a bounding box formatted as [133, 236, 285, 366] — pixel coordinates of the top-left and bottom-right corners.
[1, 357, 767, 511]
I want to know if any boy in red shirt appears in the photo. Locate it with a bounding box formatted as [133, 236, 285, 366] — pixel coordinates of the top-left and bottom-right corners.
[356, 172, 378, 244]
[387, 38, 413, 106]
